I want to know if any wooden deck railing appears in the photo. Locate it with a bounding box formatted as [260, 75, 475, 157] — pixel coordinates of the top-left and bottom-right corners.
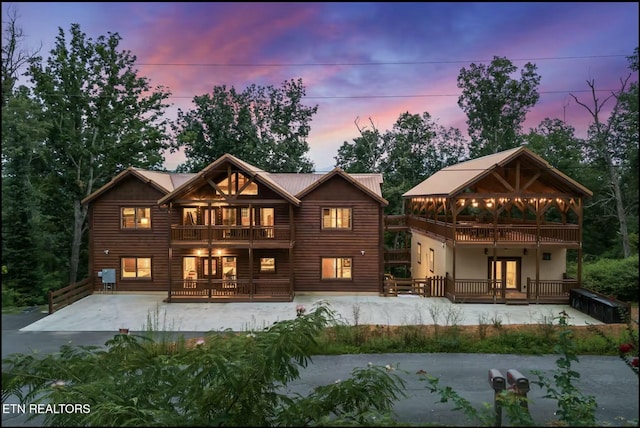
[384, 248, 410, 263]
[383, 276, 576, 303]
[404, 216, 580, 244]
[48, 278, 93, 314]
[169, 278, 292, 301]
[171, 225, 290, 242]
[527, 278, 578, 300]
[383, 276, 447, 297]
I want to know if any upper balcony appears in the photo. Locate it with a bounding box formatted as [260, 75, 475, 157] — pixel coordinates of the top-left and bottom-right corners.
[170, 225, 292, 247]
[402, 215, 580, 246]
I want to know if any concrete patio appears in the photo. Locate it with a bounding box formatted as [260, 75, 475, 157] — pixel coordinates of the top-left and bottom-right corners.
[21, 292, 603, 332]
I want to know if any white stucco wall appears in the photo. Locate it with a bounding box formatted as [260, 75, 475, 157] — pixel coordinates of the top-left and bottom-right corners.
[454, 246, 567, 287]
[410, 233, 446, 278]
[410, 230, 568, 285]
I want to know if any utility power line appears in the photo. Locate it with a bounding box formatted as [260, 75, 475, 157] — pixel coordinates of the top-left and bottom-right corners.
[134, 54, 629, 67]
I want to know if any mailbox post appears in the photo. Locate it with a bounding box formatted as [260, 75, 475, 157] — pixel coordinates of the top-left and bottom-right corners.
[507, 369, 530, 413]
[488, 369, 506, 427]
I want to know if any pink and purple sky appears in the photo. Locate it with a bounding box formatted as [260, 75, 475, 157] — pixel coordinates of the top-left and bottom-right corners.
[4, 2, 638, 171]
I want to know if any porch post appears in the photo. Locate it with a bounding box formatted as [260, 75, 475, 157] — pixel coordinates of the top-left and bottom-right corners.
[577, 197, 584, 286]
[535, 245, 540, 301]
[207, 246, 212, 301]
[249, 248, 254, 301]
[289, 204, 295, 299]
[249, 204, 254, 301]
[207, 202, 212, 302]
[535, 199, 541, 301]
[167, 203, 172, 303]
[493, 247, 499, 302]
[451, 200, 457, 302]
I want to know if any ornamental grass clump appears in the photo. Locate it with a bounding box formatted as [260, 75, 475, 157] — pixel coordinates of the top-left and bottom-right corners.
[1, 301, 407, 427]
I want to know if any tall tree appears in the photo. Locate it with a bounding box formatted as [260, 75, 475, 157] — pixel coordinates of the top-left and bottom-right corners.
[380, 112, 467, 214]
[334, 117, 385, 173]
[457, 56, 541, 157]
[1, 87, 49, 304]
[1, 5, 39, 106]
[523, 118, 585, 178]
[570, 48, 638, 258]
[27, 23, 172, 284]
[337, 112, 467, 215]
[1, 7, 49, 304]
[172, 78, 317, 173]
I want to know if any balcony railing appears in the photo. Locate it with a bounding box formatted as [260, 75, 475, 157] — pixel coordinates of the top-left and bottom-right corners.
[169, 278, 292, 301]
[405, 216, 580, 244]
[171, 225, 291, 242]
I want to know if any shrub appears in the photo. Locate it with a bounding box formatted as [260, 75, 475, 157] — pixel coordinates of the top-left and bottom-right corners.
[582, 254, 639, 302]
[1, 301, 407, 427]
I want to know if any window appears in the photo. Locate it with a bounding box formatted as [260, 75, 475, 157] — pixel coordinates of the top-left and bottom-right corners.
[259, 207, 275, 238]
[429, 248, 435, 273]
[216, 172, 258, 195]
[322, 208, 351, 229]
[121, 257, 151, 278]
[237, 173, 258, 195]
[183, 257, 197, 280]
[321, 257, 352, 279]
[417, 243, 422, 264]
[202, 258, 217, 277]
[222, 207, 237, 225]
[260, 257, 276, 273]
[121, 207, 151, 229]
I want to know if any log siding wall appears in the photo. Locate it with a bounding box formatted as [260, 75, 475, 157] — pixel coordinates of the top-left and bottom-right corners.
[89, 177, 170, 292]
[293, 176, 383, 293]
[88, 172, 386, 296]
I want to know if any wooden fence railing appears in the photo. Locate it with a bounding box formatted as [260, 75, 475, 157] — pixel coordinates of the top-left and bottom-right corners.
[48, 277, 93, 314]
[383, 276, 447, 297]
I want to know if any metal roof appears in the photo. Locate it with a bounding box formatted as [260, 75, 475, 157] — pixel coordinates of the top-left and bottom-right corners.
[402, 146, 592, 198]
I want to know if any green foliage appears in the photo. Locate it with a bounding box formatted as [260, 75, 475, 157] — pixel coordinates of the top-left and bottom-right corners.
[315, 323, 615, 357]
[530, 311, 597, 426]
[1, 87, 48, 304]
[335, 111, 468, 216]
[581, 254, 639, 302]
[587, 306, 639, 377]
[26, 23, 172, 284]
[2, 302, 407, 427]
[422, 311, 625, 427]
[421, 371, 534, 426]
[172, 78, 317, 173]
[457, 56, 541, 157]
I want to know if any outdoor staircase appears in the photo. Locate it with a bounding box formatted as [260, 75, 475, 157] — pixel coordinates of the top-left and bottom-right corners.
[505, 291, 529, 305]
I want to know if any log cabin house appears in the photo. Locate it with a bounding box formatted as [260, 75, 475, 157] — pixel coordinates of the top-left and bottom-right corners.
[384, 146, 593, 304]
[82, 153, 388, 302]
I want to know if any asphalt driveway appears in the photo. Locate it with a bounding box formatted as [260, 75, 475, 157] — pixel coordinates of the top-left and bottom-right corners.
[2, 297, 638, 427]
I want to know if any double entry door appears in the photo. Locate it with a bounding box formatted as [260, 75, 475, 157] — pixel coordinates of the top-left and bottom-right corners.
[488, 257, 520, 291]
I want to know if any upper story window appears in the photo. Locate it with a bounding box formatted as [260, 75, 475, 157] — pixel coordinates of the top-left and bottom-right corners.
[322, 208, 351, 229]
[121, 207, 151, 229]
[216, 172, 258, 196]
